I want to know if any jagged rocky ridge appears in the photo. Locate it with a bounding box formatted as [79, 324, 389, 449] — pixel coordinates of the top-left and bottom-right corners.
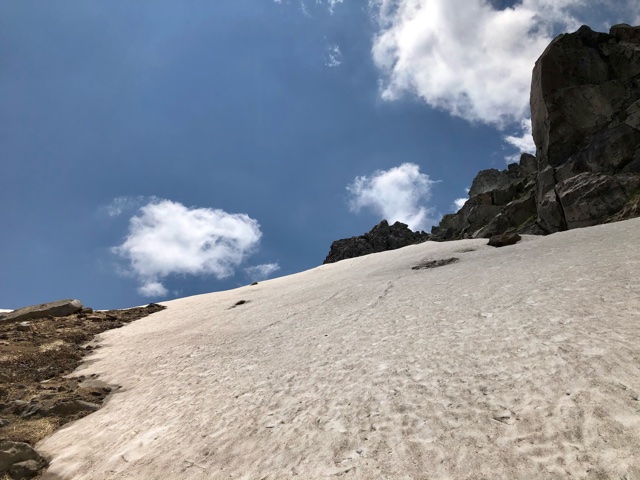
[325, 23, 640, 261]
[323, 220, 429, 264]
[431, 23, 640, 240]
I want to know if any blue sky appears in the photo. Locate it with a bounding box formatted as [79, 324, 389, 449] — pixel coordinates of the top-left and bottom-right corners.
[1, 0, 639, 309]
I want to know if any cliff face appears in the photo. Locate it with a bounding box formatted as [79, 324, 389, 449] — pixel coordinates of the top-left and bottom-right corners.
[431, 24, 640, 241]
[327, 24, 640, 260]
[430, 155, 542, 241]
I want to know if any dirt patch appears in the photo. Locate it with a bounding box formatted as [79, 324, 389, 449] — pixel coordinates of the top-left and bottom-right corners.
[0, 303, 165, 478]
[411, 257, 460, 270]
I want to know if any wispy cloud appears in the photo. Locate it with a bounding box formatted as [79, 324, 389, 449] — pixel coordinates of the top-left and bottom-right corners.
[347, 163, 437, 231]
[300, 0, 311, 17]
[276, 0, 345, 16]
[112, 199, 263, 298]
[325, 44, 343, 67]
[328, 0, 344, 14]
[245, 263, 281, 281]
[138, 281, 168, 298]
[104, 196, 157, 217]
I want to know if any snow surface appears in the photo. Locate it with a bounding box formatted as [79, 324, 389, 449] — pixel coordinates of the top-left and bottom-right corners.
[38, 218, 640, 479]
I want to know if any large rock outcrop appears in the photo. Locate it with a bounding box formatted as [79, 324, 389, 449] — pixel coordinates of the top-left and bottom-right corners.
[0, 299, 83, 323]
[431, 154, 542, 240]
[430, 23, 640, 240]
[531, 24, 640, 233]
[323, 220, 429, 264]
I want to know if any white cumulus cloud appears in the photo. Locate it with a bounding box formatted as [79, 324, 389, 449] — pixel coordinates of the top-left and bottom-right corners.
[347, 163, 437, 231]
[112, 199, 263, 298]
[370, 0, 639, 129]
[371, 0, 557, 127]
[138, 281, 168, 298]
[245, 263, 281, 281]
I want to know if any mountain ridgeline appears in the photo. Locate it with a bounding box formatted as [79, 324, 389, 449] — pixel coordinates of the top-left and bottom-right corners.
[325, 24, 640, 263]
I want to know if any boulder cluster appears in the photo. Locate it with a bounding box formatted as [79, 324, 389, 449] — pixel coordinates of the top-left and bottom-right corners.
[323, 220, 429, 264]
[432, 24, 640, 240]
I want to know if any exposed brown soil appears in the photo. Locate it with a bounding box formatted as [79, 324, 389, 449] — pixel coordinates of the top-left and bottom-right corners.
[0, 304, 166, 478]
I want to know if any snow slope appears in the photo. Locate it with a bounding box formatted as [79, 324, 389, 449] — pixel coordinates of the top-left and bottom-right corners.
[39, 218, 640, 479]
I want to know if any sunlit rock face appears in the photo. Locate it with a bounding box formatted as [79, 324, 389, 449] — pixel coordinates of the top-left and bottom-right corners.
[430, 24, 640, 241]
[531, 24, 640, 232]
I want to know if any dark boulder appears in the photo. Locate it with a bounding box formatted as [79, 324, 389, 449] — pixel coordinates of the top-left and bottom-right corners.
[469, 167, 521, 197]
[323, 220, 429, 264]
[9, 459, 42, 479]
[488, 233, 522, 248]
[0, 441, 46, 477]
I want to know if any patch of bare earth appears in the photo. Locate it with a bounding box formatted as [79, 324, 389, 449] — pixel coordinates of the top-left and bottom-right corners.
[0, 304, 166, 478]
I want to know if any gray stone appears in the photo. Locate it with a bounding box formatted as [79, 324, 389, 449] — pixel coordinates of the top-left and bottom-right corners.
[568, 124, 640, 174]
[46, 399, 100, 416]
[466, 204, 503, 233]
[608, 194, 640, 223]
[469, 169, 520, 197]
[0, 441, 46, 473]
[492, 180, 526, 206]
[625, 101, 640, 131]
[488, 233, 522, 248]
[8, 459, 43, 479]
[610, 24, 640, 45]
[18, 403, 43, 419]
[16, 322, 32, 332]
[472, 214, 511, 239]
[599, 42, 640, 83]
[1, 300, 83, 323]
[538, 188, 566, 233]
[535, 166, 564, 233]
[504, 192, 537, 229]
[473, 192, 537, 238]
[557, 173, 628, 229]
[519, 153, 537, 177]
